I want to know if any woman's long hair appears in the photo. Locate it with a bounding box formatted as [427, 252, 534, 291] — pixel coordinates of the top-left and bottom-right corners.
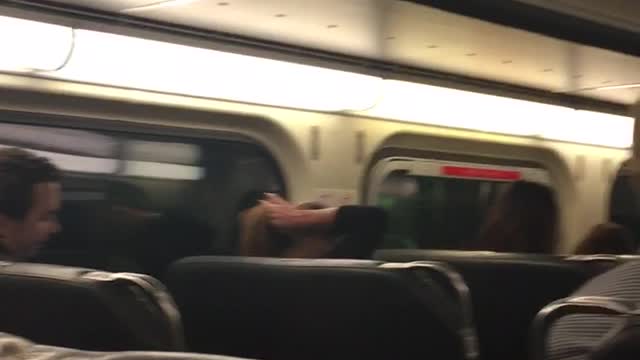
[574, 223, 635, 255]
[474, 181, 558, 253]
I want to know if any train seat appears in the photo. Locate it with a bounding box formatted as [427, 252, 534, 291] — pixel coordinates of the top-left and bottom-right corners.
[0, 262, 184, 352]
[374, 249, 619, 360]
[0, 331, 257, 360]
[166, 256, 477, 360]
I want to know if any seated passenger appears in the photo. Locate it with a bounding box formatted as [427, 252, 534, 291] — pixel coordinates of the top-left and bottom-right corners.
[547, 260, 640, 360]
[239, 193, 387, 259]
[0, 148, 61, 260]
[574, 223, 635, 255]
[472, 180, 558, 253]
[132, 210, 214, 279]
[101, 180, 214, 278]
[99, 180, 160, 270]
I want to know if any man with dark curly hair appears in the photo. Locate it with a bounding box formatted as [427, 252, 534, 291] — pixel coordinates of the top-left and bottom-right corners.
[0, 148, 61, 260]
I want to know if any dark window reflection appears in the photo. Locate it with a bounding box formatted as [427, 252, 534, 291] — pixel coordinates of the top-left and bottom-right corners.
[4, 123, 284, 276]
[378, 170, 510, 250]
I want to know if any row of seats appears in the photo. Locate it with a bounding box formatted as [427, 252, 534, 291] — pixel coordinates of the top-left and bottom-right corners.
[168, 257, 474, 360]
[0, 258, 472, 360]
[374, 250, 624, 360]
[0, 251, 633, 360]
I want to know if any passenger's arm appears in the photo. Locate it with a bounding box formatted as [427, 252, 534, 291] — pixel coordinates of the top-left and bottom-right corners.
[261, 194, 387, 258]
[260, 193, 337, 233]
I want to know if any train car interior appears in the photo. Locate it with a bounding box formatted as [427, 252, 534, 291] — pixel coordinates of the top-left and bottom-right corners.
[0, 0, 639, 359]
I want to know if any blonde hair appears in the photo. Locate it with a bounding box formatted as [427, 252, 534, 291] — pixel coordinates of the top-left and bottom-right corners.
[238, 204, 271, 257]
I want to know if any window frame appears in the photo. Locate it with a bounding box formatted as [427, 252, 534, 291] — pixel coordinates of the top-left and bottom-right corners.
[368, 156, 551, 205]
[0, 109, 286, 192]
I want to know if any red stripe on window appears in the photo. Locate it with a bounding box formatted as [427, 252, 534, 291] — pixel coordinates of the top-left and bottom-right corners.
[441, 166, 522, 180]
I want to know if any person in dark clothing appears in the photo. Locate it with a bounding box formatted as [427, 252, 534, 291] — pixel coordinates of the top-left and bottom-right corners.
[473, 180, 558, 253]
[547, 260, 640, 360]
[241, 193, 387, 259]
[574, 222, 635, 255]
[0, 148, 61, 260]
[100, 180, 215, 278]
[132, 210, 214, 279]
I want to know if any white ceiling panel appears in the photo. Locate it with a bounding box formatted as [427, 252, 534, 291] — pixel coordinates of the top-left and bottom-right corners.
[23, 0, 640, 105]
[123, 0, 381, 58]
[386, 2, 640, 103]
[384, 3, 569, 91]
[568, 44, 640, 104]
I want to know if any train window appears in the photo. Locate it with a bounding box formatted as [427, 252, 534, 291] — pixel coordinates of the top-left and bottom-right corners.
[0, 119, 284, 270]
[370, 158, 550, 249]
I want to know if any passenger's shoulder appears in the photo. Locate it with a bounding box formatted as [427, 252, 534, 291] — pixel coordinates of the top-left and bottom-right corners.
[575, 260, 640, 297]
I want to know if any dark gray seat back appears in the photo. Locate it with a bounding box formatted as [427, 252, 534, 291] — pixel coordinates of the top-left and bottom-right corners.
[374, 250, 618, 360]
[167, 256, 475, 360]
[0, 262, 184, 351]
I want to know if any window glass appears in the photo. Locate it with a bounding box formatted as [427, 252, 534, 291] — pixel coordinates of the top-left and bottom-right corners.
[374, 160, 548, 250]
[0, 120, 284, 271]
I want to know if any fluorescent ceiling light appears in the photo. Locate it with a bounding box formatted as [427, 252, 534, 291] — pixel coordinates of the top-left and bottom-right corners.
[360, 80, 634, 148]
[362, 80, 568, 136]
[0, 16, 73, 72]
[124, 161, 205, 180]
[51, 30, 381, 112]
[540, 110, 634, 148]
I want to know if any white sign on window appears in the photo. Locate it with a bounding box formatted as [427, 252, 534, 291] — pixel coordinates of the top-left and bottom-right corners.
[312, 188, 358, 207]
